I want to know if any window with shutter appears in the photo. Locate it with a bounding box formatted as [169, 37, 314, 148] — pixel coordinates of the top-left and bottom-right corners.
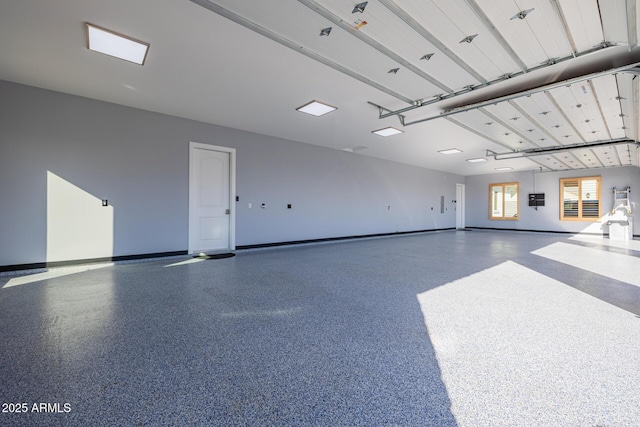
[560, 177, 601, 221]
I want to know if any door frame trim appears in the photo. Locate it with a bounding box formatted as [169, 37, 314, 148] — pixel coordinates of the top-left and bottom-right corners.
[456, 183, 465, 229]
[188, 141, 236, 253]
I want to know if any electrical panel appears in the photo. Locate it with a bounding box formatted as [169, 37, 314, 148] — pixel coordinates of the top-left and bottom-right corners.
[528, 193, 545, 207]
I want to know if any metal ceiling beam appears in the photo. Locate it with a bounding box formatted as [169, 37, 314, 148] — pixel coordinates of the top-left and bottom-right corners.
[376, 43, 613, 120]
[463, 0, 528, 72]
[445, 116, 516, 152]
[487, 138, 638, 160]
[378, 0, 487, 85]
[399, 61, 640, 127]
[189, 0, 414, 104]
[506, 99, 588, 168]
[367, 101, 406, 126]
[297, 0, 453, 95]
[478, 108, 578, 168]
[446, 117, 552, 170]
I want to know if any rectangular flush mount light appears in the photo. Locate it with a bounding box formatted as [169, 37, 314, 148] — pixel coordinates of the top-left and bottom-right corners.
[466, 158, 487, 163]
[372, 126, 403, 137]
[495, 167, 513, 171]
[85, 23, 150, 65]
[296, 100, 337, 116]
[438, 148, 462, 154]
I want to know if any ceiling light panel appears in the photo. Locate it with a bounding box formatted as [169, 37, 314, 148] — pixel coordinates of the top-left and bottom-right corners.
[85, 23, 149, 65]
[392, 0, 520, 80]
[320, 0, 477, 90]
[438, 148, 462, 154]
[296, 100, 337, 116]
[372, 126, 404, 136]
[467, 157, 488, 162]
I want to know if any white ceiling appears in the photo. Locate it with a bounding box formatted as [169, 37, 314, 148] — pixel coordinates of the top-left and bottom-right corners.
[1, 0, 640, 175]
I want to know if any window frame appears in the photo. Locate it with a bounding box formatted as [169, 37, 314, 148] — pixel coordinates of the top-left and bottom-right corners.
[489, 182, 519, 220]
[560, 176, 602, 222]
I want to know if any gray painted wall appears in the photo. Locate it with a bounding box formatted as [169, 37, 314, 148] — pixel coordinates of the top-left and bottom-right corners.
[465, 167, 640, 234]
[0, 80, 461, 267]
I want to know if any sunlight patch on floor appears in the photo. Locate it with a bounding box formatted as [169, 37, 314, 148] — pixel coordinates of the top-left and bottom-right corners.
[2, 263, 114, 289]
[569, 234, 640, 251]
[532, 241, 640, 287]
[417, 261, 640, 426]
[163, 258, 206, 267]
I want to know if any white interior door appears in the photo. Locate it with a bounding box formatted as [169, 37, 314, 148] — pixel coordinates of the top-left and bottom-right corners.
[456, 183, 465, 229]
[189, 143, 235, 253]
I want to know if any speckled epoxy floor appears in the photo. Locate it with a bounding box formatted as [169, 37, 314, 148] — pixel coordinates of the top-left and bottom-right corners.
[1, 230, 639, 426]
